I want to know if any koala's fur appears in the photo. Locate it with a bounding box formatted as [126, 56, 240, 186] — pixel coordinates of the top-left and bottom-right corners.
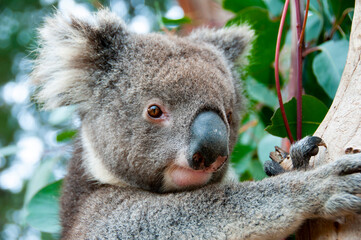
[32, 9, 361, 240]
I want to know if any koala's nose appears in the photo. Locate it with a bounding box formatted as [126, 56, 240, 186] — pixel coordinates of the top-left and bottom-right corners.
[188, 111, 229, 170]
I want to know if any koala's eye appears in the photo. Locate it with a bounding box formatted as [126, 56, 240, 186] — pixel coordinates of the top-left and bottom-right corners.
[226, 111, 232, 124]
[147, 105, 163, 118]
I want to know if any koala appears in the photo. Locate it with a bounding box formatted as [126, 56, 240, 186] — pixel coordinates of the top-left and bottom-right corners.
[31, 9, 361, 240]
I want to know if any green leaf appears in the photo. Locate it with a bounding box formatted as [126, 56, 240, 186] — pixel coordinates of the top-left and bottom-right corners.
[48, 106, 75, 126]
[328, 0, 354, 20]
[303, 52, 333, 107]
[230, 143, 254, 175]
[245, 77, 278, 108]
[161, 16, 191, 26]
[56, 129, 77, 143]
[0, 145, 18, 157]
[231, 143, 255, 164]
[305, 11, 323, 43]
[227, 7, 283, 85]
[24, 157, 60, 206]
[257, 134, 282, 165]
[248, 158, 267, 180]
[265, 95, 328, 139]
[26, 180, 62, 233]
[312, 39, 349, 99]
[263, 0, 284, 17]
[310, 0, 321, 12]
[223, 0, 267, 13]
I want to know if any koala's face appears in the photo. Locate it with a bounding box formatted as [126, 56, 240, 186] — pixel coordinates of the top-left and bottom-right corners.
[32, 10, 253, 192]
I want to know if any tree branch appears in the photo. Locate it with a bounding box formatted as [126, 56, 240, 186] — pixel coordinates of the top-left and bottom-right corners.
[296, 0, 361, 239]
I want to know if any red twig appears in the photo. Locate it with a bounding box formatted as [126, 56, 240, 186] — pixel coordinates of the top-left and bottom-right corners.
[295, 0, 302, 141]
[295, 0, 309, 140]
[275, 0, 294, 143]
[302, 46, 321, 57]
[298, 0, 310, 46]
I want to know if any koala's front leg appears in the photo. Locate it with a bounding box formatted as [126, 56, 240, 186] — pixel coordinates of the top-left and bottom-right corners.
[71, 154, 361, 240]
[264, 136, 326, 176]
[289, 136, 326, 169]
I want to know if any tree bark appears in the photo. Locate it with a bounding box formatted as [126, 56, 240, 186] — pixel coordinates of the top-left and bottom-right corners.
[296, 0, 361, 239]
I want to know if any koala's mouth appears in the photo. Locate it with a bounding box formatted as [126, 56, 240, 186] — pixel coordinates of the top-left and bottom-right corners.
[164, 156, 227, 189]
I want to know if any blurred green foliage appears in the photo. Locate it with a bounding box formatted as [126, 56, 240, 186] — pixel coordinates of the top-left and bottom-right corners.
[0, 0, 354, 239]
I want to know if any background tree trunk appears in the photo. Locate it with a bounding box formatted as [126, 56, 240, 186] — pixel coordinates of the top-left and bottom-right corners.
[296, 0, 361, 239]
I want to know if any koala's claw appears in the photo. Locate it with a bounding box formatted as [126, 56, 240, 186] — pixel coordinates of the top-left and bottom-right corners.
[265, 146, 290, 176]
[290, 136, 326, 170]
[345, 147, 361, 154]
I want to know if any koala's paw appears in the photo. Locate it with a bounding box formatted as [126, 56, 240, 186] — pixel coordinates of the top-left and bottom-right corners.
[265, 146, 291, 176]
[290, 136, 326, 170]
[265, 136, 327, 176]
[312, 153, 361, 218]
[264, 160, 285, 177]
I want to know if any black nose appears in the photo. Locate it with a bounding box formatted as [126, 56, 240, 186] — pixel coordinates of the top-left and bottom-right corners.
[188, 111, 229, 170]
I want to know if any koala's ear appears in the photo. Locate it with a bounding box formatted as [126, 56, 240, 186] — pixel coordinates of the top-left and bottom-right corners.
[31, 9, 128, 109]
[188, 26, 254, 63]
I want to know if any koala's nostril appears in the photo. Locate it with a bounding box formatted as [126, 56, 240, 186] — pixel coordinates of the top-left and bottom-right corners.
[192, 152, 205, 167]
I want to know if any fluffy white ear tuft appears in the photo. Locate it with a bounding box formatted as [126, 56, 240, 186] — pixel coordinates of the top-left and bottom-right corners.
[31, 9, 128, 109]
[188, 26, 254, 63]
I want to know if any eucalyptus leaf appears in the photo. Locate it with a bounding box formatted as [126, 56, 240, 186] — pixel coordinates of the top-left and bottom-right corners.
[248, 158, 267, 180]
[24, 157, 60, 205]
[227, 7, 282, 85]
[312, 39, 349, 99]
[231, 143, 255, 165]
[257, 134, 282, 165]
[223, 0, 266, 13]
[328, 0, 354, 20]
[263, 0, 284, 17]
[265, 95, 328, 139]
[26, 180, 62, 233]
[0, 145, 18, 157]
[56, 129, 77, 143]
[310, 0, 321, 12]
[48, 106, 75, 126]
[230, 143, 255, 175]
[305, 11, 323, 43]
[246, 77, 278, 108]
[161, 16, 191, 26]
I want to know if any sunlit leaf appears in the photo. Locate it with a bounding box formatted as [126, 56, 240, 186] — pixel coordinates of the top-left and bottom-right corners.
[265, 95, 328, 139]
[312, 39, 349, 99]
[56, 129, 77, 143]
[26, 180, 62, 233]
[48, 106, 76, 126]
[161, 16, 191, 25]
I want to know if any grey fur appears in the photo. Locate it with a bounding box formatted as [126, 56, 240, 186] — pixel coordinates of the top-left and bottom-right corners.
[31, 9, 361, 240]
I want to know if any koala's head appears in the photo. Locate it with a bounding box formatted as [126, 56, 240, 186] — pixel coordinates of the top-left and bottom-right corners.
[32, 9, 253, 192]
